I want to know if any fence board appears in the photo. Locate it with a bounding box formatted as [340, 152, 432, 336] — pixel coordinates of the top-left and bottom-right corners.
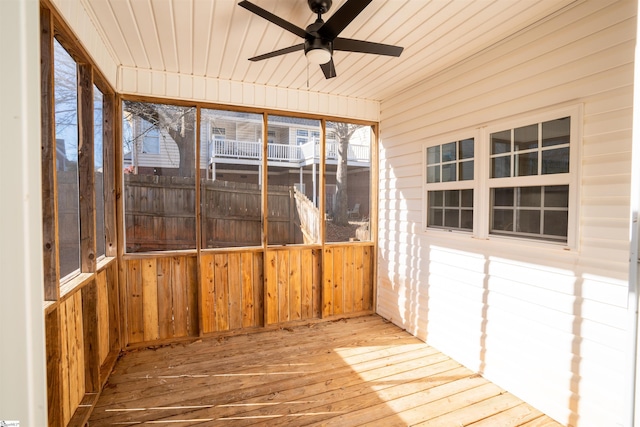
[241, 252, 255, 328]
[333, 247, 344, 315]
[141, 259, 159, 341]
[96, 269, 110, 365]
[254, 252, 264, 326]
[301, 249, 313, 319]
[171, 257, 189, 337]
[107, 263, 120, 353]
[354, 246, 364, 312]
[186, 256, 199, 336]
[201, 253, 215, 333]
[265, 251, 278, 325]
[363, 246, 373, 310]
[323, 248, 334, 317]
[277, 250, 290, 322]
[289, 249, 302, 321]
[126, 260, 144, 344]
[156, 257, 173, 339]
[344, 246, 355, 313]
[214, 253, 230, 331]
[228, 253, 242, 330]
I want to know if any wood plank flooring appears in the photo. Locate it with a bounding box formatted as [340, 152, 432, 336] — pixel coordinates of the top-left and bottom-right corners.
[88, 315, 564, 426]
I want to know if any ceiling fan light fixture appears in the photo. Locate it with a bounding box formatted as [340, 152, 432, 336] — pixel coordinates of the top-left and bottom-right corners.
[306, 47, 331, 65]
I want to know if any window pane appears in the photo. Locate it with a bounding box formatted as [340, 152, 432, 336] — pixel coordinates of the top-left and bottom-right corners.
[459, 138, 474, 159]
[515, 152, 538, 176]
[201, 109, 264, 248]
[122, 101, 196, 252]
[427, 146, 440, 164]
[461, 189, 473, 207]
[461, 210, 473, 230]
[514, 124, 538, 151]
[518, 186, 541, 207]
[429, 190, 443, 207]
[543, 117, 570, 147]
[427, 165, 440, 183]
[517, 210, 541, 234]
[444, 210, 459, 227]
[491, 156, 511, 178]
[545, 185, 569, 207]
[325, 121, 371, 242]
[493, 188, 514, 206]
[94, 86, 105, 258]
[444, 190, 459, 207]
[492, 209, 514, 232]
[428, 208, 443, 227]
[442, 142, 456, 161]
[542, 147, 569, 174]
[544, 211, 569, 237]
[459, 160, 474, 181]
[442, 163, 456, 182]
[54, 39, 80, 279]
[491, 130, 511, 154]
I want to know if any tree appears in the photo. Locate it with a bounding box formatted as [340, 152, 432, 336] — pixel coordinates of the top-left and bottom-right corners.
[331, 122, 363, 226]
[123, 100, 197, 177]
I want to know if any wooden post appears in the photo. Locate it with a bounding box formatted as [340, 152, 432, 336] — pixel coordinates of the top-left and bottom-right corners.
[195, 106, 203, 337]
[78, 63, 96, 272]
[102, 91, 117, 258]
[262, 113, 269, 327]
[319, 119, 327, 318]
[40, 6, 59, 301]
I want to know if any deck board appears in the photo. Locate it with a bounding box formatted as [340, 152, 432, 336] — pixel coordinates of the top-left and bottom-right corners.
[88, 315, 564, 426]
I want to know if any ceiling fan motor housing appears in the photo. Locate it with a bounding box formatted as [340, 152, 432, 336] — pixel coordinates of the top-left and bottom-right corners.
[308, 0, 332, 14]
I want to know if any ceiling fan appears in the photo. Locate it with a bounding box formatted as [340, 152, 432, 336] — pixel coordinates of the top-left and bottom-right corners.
[238, 0, 404, 79]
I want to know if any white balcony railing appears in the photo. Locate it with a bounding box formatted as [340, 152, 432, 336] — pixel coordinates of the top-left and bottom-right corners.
[210, 139, 370, 164]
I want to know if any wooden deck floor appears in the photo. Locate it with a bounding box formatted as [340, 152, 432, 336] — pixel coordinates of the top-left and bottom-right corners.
[88, 315, 564, 426]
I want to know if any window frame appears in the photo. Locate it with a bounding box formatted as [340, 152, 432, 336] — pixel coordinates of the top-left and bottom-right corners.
[423, 105, 581, 249]
[422, 131, 478, 235]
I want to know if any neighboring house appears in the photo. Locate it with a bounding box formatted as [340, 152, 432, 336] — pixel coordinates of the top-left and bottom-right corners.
[123, 113, 372, 216]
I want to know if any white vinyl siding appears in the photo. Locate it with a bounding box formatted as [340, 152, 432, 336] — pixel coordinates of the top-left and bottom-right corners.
[377, 1, 634, 426]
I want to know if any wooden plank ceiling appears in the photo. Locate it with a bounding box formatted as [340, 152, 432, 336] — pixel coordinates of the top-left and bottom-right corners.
[80, 0, 576, 102]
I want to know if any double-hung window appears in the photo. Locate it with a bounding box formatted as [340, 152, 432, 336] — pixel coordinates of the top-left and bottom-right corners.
[423, 106, 580, 247]
[488, 115, 573, 243]
[424, 137, 475, 231]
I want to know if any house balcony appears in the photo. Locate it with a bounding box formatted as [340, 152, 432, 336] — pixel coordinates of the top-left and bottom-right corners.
[209, 139, 371, 168]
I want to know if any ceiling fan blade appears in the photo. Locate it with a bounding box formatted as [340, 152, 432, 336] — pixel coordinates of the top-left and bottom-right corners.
[318, 0, 372, 40]
[249, 43, 305, 61]
[333, 38, 403, 57]
[320, 59, 337, 79]
[238, 1, 308, 39]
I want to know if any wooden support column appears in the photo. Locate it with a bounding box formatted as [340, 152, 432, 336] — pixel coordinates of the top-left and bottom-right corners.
[40, 5, 59, 301]
[319, 119, 327, 318]
[78, 63, 96, 272]
[262, 113, 269, 327]
[102, 91, 117, 258]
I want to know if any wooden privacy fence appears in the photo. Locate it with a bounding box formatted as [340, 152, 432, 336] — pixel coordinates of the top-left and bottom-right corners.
[125, 175, 303, 251]
[294, 188, 320, 243]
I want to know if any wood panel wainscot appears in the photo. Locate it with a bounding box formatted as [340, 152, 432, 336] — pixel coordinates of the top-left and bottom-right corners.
[200, 251, 265, 333]
[265, 247, 322, 325]
[124, 255, 199, 346]
[323, 244, 374, 318]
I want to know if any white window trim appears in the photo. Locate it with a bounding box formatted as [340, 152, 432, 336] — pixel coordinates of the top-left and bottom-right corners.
[422, 129, 479, 235]
[423, 104, 582, 250]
